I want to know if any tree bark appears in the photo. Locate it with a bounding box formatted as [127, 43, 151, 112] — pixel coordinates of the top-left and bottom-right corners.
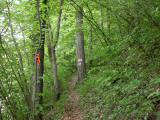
[34, 0, 47, 119]
[0, 96, 2, 120]
[47, 0, 63, 101]
[51, 46, 61, 100]
[88, 26, 93, 68]
[76, 8, 86, 81]
[106, 0, 111, 40]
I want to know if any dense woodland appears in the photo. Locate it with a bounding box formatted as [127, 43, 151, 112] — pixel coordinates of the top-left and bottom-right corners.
[0, 0, 160, 120]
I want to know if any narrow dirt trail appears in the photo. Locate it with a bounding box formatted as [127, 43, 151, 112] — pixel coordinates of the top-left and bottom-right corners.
[61, 75, 83, 120]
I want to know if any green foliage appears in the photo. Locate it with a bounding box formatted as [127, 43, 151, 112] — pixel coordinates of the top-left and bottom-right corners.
[0, 0, 160, 119]
[78, 66, 155, 119]
[77, 0, 160, 119]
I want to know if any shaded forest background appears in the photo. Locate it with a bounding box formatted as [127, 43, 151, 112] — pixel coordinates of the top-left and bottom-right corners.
[0, 0, 160, 120]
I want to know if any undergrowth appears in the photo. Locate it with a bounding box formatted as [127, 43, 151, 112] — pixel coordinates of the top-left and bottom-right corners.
[78, 66, 160, 119]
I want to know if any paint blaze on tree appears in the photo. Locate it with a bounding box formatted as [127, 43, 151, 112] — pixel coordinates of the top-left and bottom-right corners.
[33, 0, 47, 120]
[76, 7, 86, 81]
[36, 53, 40, 65]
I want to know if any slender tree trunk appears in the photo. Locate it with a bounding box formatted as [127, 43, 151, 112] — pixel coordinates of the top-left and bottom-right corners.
[106, 0, 111, 39]
[34, 0, 47, 119]
[51, 46, 60, 100]
[47, 0, 63, 101]
[76, 8, 86, 81]
[32, 53, 36, 118]
[88, 26, 93, 68]
[0, 96, 2, 120]
[0, 36, 3, 120]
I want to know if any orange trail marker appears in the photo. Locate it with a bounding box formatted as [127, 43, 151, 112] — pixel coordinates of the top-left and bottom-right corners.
[36, 53, 40, 65]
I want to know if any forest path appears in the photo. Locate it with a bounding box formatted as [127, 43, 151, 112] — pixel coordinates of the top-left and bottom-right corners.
[61, 74, 83, 120]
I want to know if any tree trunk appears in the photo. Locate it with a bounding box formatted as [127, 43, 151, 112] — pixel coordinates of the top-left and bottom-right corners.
[51, 47, 61, 100]
[106, 0, 111, 39]
[0, 96, 2, 120]
[35, 48, 44, 120]
[34, 0, 47, 119]
[88, 26, 93, 68]
[76, 8, 86, 81]
[47, 0, 63, 101]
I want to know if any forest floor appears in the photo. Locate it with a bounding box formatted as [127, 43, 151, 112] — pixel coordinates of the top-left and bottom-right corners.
[61, 74, 83, 120]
